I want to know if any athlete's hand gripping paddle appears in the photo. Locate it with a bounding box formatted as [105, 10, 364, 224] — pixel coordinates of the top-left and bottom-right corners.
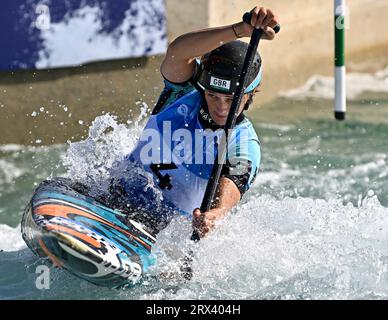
[181, 13, 280, 280]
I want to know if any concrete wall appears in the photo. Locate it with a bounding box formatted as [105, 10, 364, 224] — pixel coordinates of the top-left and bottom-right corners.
[1, 0, 388, 145]
[0, 56, 165, 145]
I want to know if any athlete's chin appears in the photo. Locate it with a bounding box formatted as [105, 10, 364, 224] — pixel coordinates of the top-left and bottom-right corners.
[214, 118, 226, 126]
[212, 113, 228, 125]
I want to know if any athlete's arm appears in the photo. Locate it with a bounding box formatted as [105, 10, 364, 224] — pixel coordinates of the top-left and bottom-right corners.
[161, 6, 279, 83]
[192, 176, 241, 238]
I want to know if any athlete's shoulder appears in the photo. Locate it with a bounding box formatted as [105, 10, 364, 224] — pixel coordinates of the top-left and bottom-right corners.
[152, 83, 202, 117]
[234, 116, 261, 145]
[152, 62, 203, 115]
[223, 116, 261, 197]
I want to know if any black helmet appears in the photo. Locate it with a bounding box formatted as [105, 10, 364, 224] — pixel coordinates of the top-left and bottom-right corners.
[197, 40, 262, 95]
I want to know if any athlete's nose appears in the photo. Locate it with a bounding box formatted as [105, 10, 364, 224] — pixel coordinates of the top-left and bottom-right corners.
[216, 99, 230, 114]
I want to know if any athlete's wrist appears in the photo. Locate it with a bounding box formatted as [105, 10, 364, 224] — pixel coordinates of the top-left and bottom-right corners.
[208, 206, 228, 219]
[232, 22, 248, 38]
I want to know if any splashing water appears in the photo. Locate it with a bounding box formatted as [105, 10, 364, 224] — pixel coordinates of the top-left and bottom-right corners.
[62, 102, 150, 194]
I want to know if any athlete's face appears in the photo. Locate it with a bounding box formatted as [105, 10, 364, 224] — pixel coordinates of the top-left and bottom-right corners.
[204, 90, 250, 126]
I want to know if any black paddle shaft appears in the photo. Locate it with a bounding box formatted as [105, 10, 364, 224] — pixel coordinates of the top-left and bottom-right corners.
[191, 27, 265, 242]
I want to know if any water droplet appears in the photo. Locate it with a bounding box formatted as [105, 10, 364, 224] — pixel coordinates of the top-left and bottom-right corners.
[31, 111, 37, 117]
[78, 120, 84, 125]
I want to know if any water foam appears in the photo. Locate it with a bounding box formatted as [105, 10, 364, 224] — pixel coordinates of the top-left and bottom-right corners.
[0, 224, 26, 252]
[139, 194, 388, 299]
[0, 159, 25, 184]
[3, 194, 387, 299]
[253, 150, 388, 207]
[62, 108, 148, 190]
[0, 144, 30, 152]
[280, 67, 388, 100]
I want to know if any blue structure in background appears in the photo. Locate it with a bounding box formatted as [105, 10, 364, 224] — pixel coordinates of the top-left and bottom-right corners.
[0, 0, 167, 71]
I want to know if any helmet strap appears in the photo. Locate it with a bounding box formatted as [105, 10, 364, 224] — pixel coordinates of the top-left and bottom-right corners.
[243, 93, 254, 111]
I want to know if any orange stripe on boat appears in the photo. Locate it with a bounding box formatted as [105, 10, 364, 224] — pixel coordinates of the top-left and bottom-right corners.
[34, 203, 151, 250]
[38, 239, 63, 267]
[45, 225, 102, 249]
[35, 204, 107, 225]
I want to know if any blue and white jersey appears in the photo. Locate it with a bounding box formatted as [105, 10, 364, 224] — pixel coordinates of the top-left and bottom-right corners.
[116, 78, 261, 217]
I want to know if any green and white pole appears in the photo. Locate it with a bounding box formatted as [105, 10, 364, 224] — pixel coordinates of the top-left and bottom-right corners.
[334, 0, 346, 120]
